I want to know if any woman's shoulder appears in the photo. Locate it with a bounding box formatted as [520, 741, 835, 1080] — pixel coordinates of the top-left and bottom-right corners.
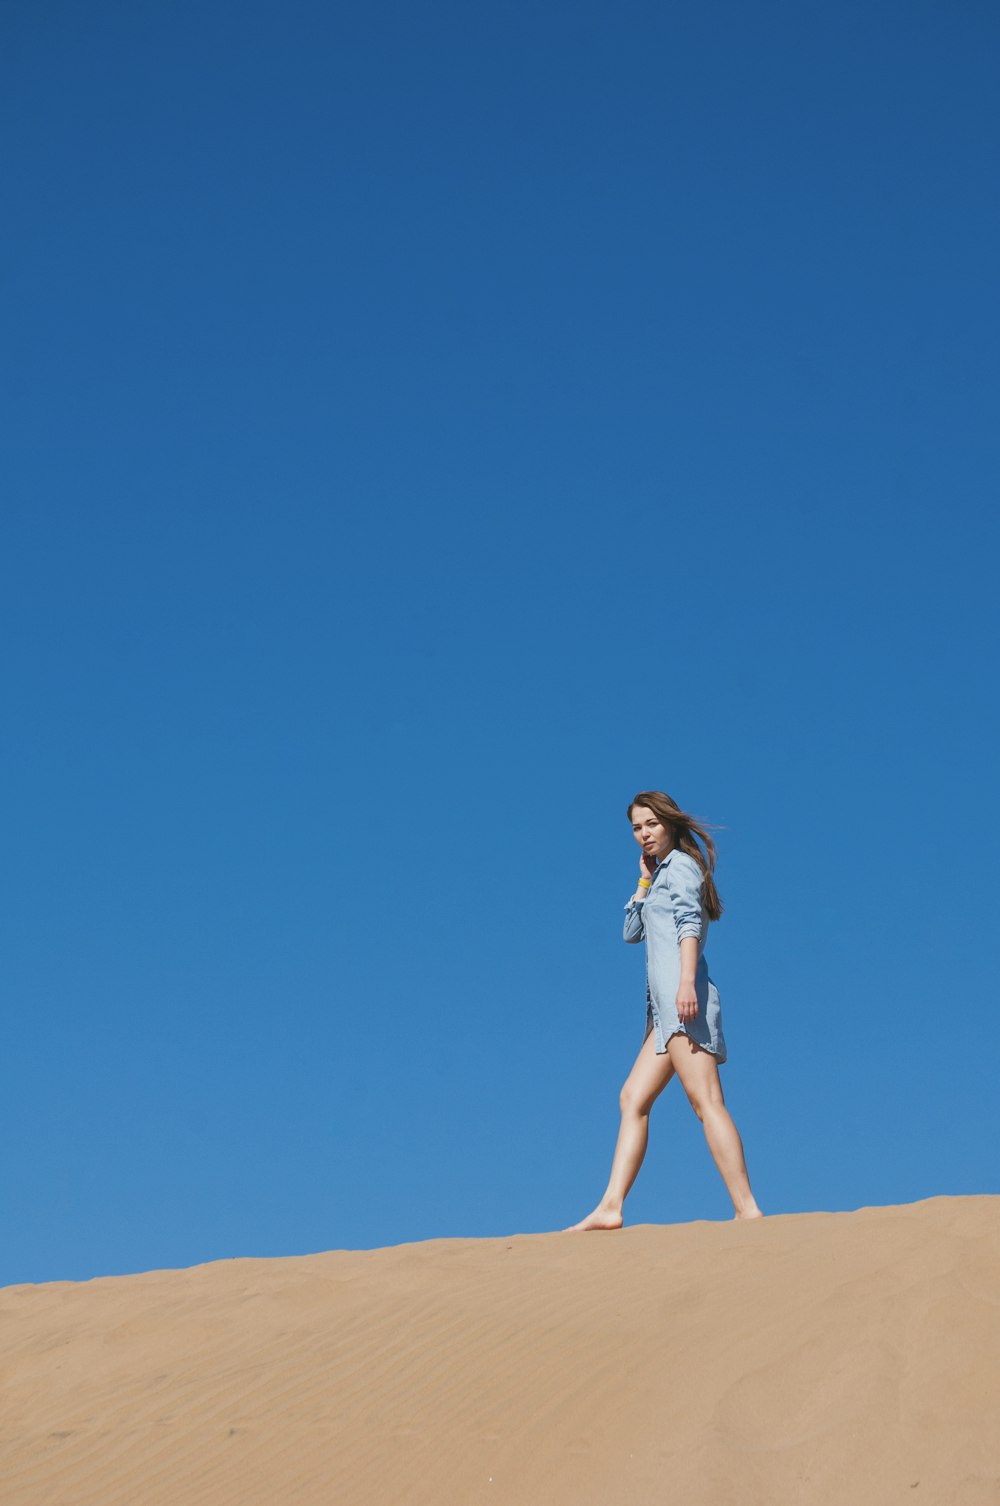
[666, 850, 704, 884]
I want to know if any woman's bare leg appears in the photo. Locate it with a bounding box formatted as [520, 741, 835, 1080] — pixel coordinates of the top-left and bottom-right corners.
[568, 1033, 675, 1230]
[666, 1033, 762, 1219]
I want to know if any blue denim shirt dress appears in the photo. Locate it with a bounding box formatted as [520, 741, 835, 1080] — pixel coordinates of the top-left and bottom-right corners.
[623, 848, 727, 1063]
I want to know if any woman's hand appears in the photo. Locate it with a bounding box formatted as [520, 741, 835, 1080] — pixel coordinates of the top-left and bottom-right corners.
[675, 981, 699, 1022]
[630, 848, 659, 904]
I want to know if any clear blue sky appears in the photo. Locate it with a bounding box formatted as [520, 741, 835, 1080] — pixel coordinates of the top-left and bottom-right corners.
[3, 0, 998, 1285]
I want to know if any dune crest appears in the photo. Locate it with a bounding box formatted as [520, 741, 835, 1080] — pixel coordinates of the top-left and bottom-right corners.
[2, 1196, 999, 1505]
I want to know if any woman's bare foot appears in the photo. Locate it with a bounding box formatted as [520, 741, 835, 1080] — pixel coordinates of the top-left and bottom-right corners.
[566, 1204, 624, 1232]
[734, 1203, 764, 1221]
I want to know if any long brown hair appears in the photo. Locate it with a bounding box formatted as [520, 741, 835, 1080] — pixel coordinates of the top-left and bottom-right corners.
[627, 790, 724, 921]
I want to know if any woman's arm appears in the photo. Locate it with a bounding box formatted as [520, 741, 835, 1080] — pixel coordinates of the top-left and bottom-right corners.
[666, 855, 704, 1021]
[623, 898, 646, 943]
[624, 850, 656, 943]
[676, 937, 699, 1020]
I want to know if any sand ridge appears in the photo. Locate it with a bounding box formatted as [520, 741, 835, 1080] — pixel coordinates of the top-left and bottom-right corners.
[2, 1196, 999, 1505]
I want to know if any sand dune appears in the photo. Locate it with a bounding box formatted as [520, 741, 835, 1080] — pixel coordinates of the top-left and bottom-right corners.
[2, 1197, 998, 1505]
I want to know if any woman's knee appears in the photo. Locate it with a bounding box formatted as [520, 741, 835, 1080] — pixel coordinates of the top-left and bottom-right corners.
[684, 1080, 724, 1122]
[620, 1079, 653, 1118]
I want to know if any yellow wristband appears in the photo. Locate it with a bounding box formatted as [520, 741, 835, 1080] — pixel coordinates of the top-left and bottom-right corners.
[638, 878, 651, 889]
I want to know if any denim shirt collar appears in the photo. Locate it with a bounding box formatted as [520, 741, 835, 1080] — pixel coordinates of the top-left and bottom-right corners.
[650, 848, 677, 882]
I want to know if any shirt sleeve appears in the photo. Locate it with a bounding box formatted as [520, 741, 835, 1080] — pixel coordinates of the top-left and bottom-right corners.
[623, 897, 646, 943]
[664, 853, 704, 941]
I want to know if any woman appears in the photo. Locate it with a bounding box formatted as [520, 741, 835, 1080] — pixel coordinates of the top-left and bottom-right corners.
[570, 791, 761, 1228]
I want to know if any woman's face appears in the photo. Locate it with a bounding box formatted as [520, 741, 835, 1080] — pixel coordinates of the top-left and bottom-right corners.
[630, 806, 674, 860]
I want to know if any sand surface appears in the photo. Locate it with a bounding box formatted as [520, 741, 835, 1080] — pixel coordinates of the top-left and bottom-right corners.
[2, 1196, 999, 1505]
